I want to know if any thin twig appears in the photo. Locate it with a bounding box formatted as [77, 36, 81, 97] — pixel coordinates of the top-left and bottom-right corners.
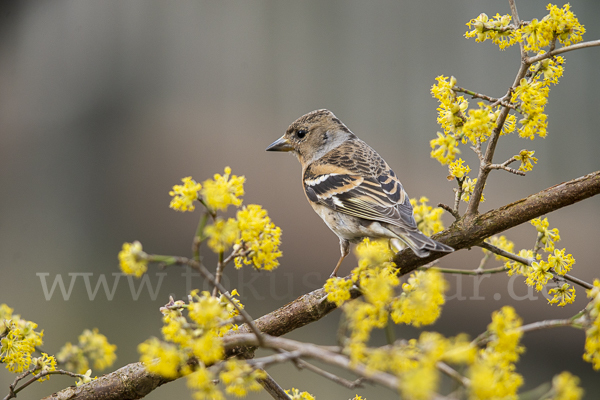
[453, 86, 516, 109]
[4, 369, 88, 400]
[294, 359, 365, 389]
[527, 39, 600, 64]
[248, 350, 302, 369]
[212, 251, 225, 297]
[473, 318, 575, 347]
[563, 273, 593, 290]
[223, 334, 399, 391]
[256, 371, 290, 400]
[478, 242, 532, 265]
[438, 203, 460, 221]
[437, 361, 470, 387]
[489, 156, 526, 176]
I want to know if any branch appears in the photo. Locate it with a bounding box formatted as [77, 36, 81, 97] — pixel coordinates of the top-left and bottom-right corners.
[43, 171, 600, 399]
[398, 170, 600, 275]
[527, 39, 600, 64]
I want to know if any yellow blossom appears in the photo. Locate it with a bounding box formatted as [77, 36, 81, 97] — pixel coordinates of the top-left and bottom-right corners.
[0, 315, 44, 373]
[462, 102, 495, 145]
[483, 235, 515, 261]
[531, 54, 565, 85]
[545, 3, 585, 47]
[138, 337, 183, 379]
[526, 259, 553, 291]
[118, 241, 148, 278]
[514, 149, 538, 172]
[78, 328, 117, 371]
[531, 217, 560, 251]
[191, 331, 224, 364]
[505, 250, 534, 277]
[234, 204, 282, 270]
[465, 13, 518, 49]
[461, 177, 484, 203]
[548, 248, 575, 275]
[75, 369, 95, 387]
[548, 283, 576, 307]
[187, 367, 224, 400]
[188, 291, 230, 330]
[354, 238, 396, 271]
[204, 218, 239, 253]
[502, 113, 517, 134]
[430, 132, 460, 165]
[470, 306, 524, 400]
[391, 270, 447, 327]
[201, 167, 245, 212]
[552, 371, 584, 400]
[219, 360, 265, 397]
[324, 277, 353, 307]
[286, 388, 316, 400]
[56, 342, 87, 374]
[410, 197, 445, 236]
[448, 158, 471, 180]
[169, 176, 201, 212]
[519, 17, 553, 52]
[584, 280, 600, 369]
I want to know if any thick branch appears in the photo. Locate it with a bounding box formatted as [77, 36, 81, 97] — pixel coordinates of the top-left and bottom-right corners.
[43, 170, 600, 399]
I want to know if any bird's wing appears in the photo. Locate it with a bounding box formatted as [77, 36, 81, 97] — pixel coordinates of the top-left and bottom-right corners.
[304, 149, 417, 229]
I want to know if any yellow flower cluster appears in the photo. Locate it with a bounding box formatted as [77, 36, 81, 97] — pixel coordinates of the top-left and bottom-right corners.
[410, 197, 445, 236]
[511, 78, 549, 140]
[138, 289, 257, 399]
[365, 332, 474, 400]
[234, 204, 282, 270]
[391, 269, 447, 327]
[169, 176, 202, 212]
[448, 158, 471, 180]
[0, 304, 44, 373]
[465, 4, 584, 52]
[286, 388, 316, 400]
[531, 217, 561, 252]
[204, 217, 238, 253]
[482, 235, 515, 261]
[219, 359, 265, 397]
[118, 241, 148, 278]
[430, 132, 460, 165]
[548, 283, 576, 307]
[31, 352, 57, 382]
[530, 54, 565, 85]
[56, 328, 117, 374]
[462, 102, 497, 145]
[200, 167, 245, 212]
[469, 306, 524, 400]
[551, 371, 584, 400]
[324, 239, 448, 368]
[584, 280, 600, 369]
[465, 13, 518, 49]
[503, 218, 576, 306]
[514, 149, 538, 172]
[430, 76, 463, 165]
[461, 177, 485, 203]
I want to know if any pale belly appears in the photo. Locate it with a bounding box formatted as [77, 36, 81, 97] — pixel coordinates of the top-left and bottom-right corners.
[311, 203, 394, 243]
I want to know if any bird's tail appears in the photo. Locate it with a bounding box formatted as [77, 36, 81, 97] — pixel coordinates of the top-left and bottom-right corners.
[387, 226, 453, 257]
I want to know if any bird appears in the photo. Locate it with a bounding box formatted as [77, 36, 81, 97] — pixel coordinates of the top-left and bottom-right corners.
[266, 109, 453, 277]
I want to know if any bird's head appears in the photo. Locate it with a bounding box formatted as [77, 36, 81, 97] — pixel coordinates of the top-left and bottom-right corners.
[266, 109, 355, 166]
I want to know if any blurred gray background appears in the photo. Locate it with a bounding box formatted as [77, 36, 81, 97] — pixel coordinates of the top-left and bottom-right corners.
[1, 0, 599, 399]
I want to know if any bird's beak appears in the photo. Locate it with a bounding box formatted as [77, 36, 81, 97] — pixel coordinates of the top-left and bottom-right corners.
[266, 135, 293, 152]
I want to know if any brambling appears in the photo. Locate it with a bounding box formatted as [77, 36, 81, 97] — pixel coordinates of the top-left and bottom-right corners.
[267, 109, 453, 277]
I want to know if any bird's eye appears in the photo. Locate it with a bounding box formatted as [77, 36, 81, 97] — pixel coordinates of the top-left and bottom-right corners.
[296, 129, 308, 139]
